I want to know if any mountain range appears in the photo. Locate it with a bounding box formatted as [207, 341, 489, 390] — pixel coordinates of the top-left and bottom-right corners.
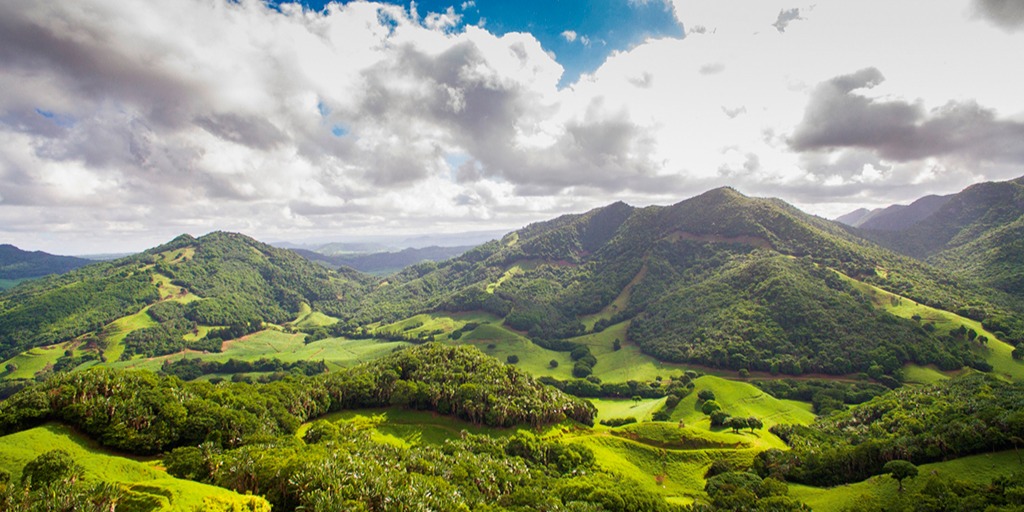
[4, 177, 1023, 380]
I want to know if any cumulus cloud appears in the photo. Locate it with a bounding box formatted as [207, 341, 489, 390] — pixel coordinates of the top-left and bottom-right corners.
[790, 68, 1024, 164]
[1, 0, 1023, 252]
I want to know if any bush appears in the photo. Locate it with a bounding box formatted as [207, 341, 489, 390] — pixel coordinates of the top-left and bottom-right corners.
[507, 355, 520, 364]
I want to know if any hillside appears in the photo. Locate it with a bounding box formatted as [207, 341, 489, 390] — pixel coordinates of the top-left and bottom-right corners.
[852, 176, 1024, 315]
[0, 245, 92, 291]
[0, 231, 368, 360]
[348, 187, 1005, 377]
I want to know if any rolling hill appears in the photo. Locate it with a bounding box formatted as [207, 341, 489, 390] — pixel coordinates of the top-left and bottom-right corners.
[0, 231, 369, 361]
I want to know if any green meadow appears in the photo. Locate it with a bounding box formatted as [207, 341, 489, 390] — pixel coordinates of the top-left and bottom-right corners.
[0, 423, 268, 511]
[790, 450, 1023, 511]
[845, 274, 1024, 380]
[2, 343, 69, 380]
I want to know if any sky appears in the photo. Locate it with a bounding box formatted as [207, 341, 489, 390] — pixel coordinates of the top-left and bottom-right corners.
[1, 0, 1023, 254]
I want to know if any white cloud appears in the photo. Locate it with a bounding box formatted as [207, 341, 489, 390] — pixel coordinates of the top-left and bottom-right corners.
[0, 0, 1022, 253]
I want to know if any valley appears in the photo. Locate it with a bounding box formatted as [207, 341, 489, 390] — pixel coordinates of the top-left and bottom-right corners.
[2, 179, 1024, 510]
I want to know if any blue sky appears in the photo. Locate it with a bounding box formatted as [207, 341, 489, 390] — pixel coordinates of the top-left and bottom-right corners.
[279, 0, 682, 86]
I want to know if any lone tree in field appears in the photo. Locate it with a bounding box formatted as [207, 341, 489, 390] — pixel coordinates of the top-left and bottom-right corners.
[883, 460, 918, 491]
[549, 359, 558, 368]
[728, 416, 747, 433]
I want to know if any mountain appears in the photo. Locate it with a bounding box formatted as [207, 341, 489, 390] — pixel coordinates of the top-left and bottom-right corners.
[350, 188, 1001, 377]
[851, 177, 1024, 309]
[834, 208, 872, 227]
[0, 232, 369, 359]
[835, 195, 951, 230]
[0, 244, 91, 281]
[293, 245, 473, 274]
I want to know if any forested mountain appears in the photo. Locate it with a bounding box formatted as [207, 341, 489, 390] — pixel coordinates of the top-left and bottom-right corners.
[292, 245, 472, 274]
[0, 231, 369, 360]
[852, 176, 1024, 303]
[1, 187, 1019, 376]
[347, 187, 1010, 377]
[0, 244, 91, 280]
[835, 194, 951, 230]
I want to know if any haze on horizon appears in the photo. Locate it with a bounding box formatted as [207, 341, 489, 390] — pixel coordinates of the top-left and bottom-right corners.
[1, 0, 1023, 255]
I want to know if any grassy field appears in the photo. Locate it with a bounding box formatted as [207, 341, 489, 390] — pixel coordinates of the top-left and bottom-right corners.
[297, 408, 512, 448]
[290, 302, 339, 329]
[378, 311, 500, 337]
[845, 274, 1024, 380]
[0, 423, 268, 511]
[459, 323, 577, 379]
[569, 321, 696, 382]
[100, 306, 159, 362]
[791, 450, 1023, 511]
[1, 342, 70, 380]
[902, 364, 952, 385]
[590, 397, 669, 423]
[670, 375, 815, 451]
[109, 330, 411, 373]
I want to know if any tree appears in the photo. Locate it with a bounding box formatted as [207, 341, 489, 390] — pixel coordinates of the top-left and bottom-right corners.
[728, 417, 748, 433]
[549, 359, 559, 368]
[506, 355, 519, 364]
[883, 460, 918, 491]
[746, 417, 764, 432]
[613, 338, 622, 351]
[697, 389, 716, 402]
[701, 399, 721, 415]
[4, 362, 16, 374]
[21, 449, 83, 489]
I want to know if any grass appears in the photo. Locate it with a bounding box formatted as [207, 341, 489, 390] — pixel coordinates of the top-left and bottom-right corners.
[459, 323, 577, 379]
[296, 408, 511, 448]
[668, 376, 815, 451]
[100, 307, 158, 362]
[109, 331, 411, 373]
[902, 364, 951, 385]
[378, 311, 499, 338]
[844, 274, 1024, 381]
[790, 450, 1023, 511]
[1, 342, 70, 380]
[569, 321, 695, 382]
[0, 423, 267, 511]
[590, 397, 669, 423]
[291, 303, 339, 329]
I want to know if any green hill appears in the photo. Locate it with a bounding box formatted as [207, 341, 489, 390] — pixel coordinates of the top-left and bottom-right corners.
[0, 231, 369, 361]
[349, 187, 1004, 378]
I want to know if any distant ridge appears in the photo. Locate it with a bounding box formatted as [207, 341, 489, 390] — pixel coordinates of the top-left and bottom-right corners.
[293, 245, 473, 274]
[835, 194, 951, 230]
[0, 244, 91, 280]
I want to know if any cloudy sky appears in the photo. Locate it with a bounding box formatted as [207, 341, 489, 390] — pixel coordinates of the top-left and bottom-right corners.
[2, 0, 1023, 254]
